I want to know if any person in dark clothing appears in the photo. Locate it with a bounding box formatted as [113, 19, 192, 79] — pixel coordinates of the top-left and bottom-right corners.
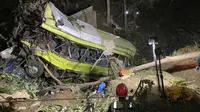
[107, 83, 134, 112]
[196, 56, 200, 70]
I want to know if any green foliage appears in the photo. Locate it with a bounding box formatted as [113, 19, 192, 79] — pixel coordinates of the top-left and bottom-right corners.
[169, 80, 189, 87]
[93, 97, 116, 112]
[0, 72, 39, 98]
[24, 82, 39, 98]
[38, 105, 65, 112]
[68, 104, 84, 112]
[171, 50, 182, 56]
[171, 41, 200, 56]
[1, 71, 13, 82]
[141, 58, 147, 64]
[67, 97, 116, 112]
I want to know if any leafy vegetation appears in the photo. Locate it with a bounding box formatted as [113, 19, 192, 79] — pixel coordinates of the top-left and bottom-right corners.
[36, 97, 116, 112]
[172, 41, 200, 56]
[169, 80, 189, 87]
[0, 72, 39, 98]
[38, 105, 65, 112]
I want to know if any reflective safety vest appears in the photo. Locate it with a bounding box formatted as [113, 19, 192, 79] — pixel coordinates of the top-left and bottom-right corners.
[108, 100, 133, 112]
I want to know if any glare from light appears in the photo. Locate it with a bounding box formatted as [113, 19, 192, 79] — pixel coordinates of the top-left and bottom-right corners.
[136, 11, 139, 15]
[125, 11, 129, 14]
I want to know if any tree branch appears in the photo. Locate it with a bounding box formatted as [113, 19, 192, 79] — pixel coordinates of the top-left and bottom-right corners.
[129, 52, 200, 72]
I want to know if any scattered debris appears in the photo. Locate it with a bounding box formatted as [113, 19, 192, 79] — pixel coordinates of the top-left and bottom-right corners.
[31, 101, 41, 108]
[165, 86, 193, 102]
[0, 0, 200, 111]
[37, 105, 66, 112]
[92, 82, 106, 97]
[0, 47, 16, 59]
[118, 69, 133, 80]
[0, 90, 30, 101]
[37, 58, 63, 85]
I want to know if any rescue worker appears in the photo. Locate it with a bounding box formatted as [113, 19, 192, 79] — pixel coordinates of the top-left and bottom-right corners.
[107, 83, 134, 112]
[196, 56, 200, 70]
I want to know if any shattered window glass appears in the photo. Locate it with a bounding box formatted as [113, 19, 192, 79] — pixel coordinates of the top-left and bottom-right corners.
[35, 37, 47, 50]
[70, 44, 80, 60]
[49, 36, 70, 59]
[34, 33, 129, 68]
[98, 55, 109, 67]
[118, 55, 130, 67]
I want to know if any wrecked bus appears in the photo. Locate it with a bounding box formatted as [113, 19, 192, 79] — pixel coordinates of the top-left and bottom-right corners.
[20, 2, 136, 78]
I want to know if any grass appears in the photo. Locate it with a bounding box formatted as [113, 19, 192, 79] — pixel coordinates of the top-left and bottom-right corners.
[135, 69, 156, 76]
[66, 97, 116, 112]
[169, 80, 189, 87]
[37, 105, 65, 112]
[36, 97, 116, 112]
[172, 41, 200, 56]
[0, 72, 39, 98]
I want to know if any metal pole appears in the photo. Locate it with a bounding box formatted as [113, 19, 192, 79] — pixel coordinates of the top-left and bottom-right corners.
[124, 0, 127, 32]
[158, 54, 166, 98]
[152, 42, 161, 93]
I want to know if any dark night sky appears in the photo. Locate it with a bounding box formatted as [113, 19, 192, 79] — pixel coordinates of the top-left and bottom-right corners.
[135, 0, 200, 60]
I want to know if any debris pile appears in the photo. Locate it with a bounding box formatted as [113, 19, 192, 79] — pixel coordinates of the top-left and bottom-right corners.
[0, 0, 131, 102]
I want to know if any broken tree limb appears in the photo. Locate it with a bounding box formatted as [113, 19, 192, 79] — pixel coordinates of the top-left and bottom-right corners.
[59, 77, 110, 89]
[129, 51, 200, 72]
[38, 76, 110, 95]
[78, 76, 110, 89]
[57, 77, 110, 90]
[37, 58, 64, 85]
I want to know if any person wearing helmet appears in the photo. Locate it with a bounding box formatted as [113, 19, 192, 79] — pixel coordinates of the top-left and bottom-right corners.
[116, 83, 128, 97]
[107, 83, 134, 112]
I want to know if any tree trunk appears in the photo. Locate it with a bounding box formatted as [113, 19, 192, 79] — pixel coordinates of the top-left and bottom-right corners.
[124, 0, 127, 32]
[129, 52, 200, 72]
[106, 0, 110, 25]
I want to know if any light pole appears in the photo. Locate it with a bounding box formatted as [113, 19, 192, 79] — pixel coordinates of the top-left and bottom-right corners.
[149, 37, 161, 93]
[124, 0, 127, 32]
[107, 0, 110, 25]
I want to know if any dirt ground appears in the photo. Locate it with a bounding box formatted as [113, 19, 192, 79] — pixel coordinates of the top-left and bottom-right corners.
[172, 69, 200, 87]
[108, 69, 200, 112]
[0, 91, 77, 112]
